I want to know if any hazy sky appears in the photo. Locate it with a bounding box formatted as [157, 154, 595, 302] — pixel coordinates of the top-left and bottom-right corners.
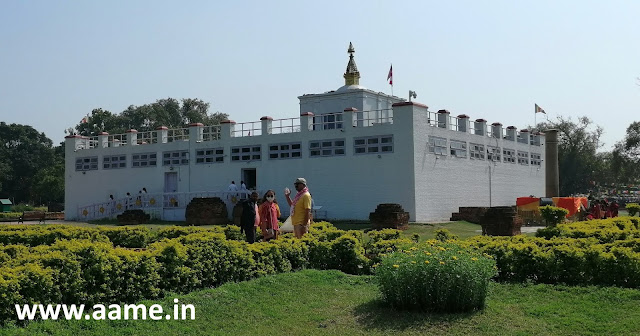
[1, 0, 639, 149]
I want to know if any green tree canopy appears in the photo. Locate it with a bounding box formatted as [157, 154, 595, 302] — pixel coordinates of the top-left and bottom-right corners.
[611, 121, 640, 184]
[532, 116, 607, 196]
[69, 98, 228, 136]
[0, 122, 61, 204]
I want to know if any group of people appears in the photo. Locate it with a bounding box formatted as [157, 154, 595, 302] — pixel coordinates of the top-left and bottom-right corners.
[587, 199, 619, 220]
[227, 181, 248, 192]
[108, 188, 148, 211]
[239, 177, 313, 243]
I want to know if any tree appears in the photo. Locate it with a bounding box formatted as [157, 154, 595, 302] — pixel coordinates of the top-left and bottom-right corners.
[0, 122, 58, 204]
[532, 116, 606, 196]
[69, 98, 228, 136]
[611, 121, 640, 184]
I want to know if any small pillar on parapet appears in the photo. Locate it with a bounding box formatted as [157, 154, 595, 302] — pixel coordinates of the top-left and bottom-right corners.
[300, 112, 314, 133]
[343, 107, 357, 129]
[126, 129, 138, 146]
[221, 120, 236, 139]
[457, 114, 470, 132]
[506, 126, 517, 141]
[98, 132, 109, 148]
[156, 126, 168, 144]
[475, 119, 487, 136]
[260, 116, 273, 135]
[519, 129, 530, 144]
[437, 110, 450, 129]
[189, 123, 204, 145]
[532, 132, 543, 146]
[491, 123, 503, 139]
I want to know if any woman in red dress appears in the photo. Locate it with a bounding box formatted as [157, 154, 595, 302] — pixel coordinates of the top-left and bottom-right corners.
[259, 190, 281, 241]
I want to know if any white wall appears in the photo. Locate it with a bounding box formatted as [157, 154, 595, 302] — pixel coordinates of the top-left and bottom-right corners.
[65, 105, 543, 223]
[411, 113, 545, 221]
[65, 116, 416, 221]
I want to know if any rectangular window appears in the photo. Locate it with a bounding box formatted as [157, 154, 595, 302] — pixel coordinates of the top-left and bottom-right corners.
[103, 155, 127, 169]
[518, 151, 529, 165]
[309, 138, 346, 157]
[428, 136, 447, 155]
[132, 152, 157, 168]
[322, 114, 343, 129]
[196, 148, 224, 164]
[503, 148, 516, 163]
[231, 145, 261, 162]
[269, 142, 302, 160]
[162, 150, 189, 166]
[531, 153, 542, 166]
[450, 140, 467, 158]
[470, 143, 485, 160]
[354, 135, 393, 155]
[487, 146, 501, 162]
[75, 157, 98, 171]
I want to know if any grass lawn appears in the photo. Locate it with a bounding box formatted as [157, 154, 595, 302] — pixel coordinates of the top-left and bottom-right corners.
[4, 270, 640, 336]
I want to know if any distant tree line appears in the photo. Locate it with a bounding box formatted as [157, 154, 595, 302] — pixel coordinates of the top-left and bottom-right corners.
[532, 116, 640, 196]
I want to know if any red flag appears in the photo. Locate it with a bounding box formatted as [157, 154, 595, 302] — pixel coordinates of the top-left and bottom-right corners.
[535, 104, 546, 114]
[387, 64, 393, 85]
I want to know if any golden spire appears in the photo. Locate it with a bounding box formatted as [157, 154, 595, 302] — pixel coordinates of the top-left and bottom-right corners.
[343, 42, 360, 86]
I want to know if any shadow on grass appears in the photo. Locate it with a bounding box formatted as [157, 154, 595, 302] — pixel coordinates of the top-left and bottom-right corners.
[352, 298, 479, 332]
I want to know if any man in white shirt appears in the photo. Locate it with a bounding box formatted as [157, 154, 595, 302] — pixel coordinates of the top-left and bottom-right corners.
[228, 181, 238, 191]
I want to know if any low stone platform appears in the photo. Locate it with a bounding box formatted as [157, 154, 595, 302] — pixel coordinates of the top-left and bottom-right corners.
[370, 203, 410, 230]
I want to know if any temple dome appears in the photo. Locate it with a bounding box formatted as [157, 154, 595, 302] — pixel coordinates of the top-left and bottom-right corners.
[336, 84, 366, 92]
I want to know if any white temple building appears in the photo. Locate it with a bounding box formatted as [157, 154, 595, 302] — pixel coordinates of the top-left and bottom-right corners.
[65, 43, 545, 222]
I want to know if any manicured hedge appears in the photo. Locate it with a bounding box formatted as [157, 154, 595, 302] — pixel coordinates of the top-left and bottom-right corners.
[537, 217, 640, 242]
[461, 235, 640, 287]
[0, 222, 370, 324]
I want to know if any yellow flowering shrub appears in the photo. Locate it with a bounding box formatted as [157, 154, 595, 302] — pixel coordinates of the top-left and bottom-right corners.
[375, 243, 496, 312]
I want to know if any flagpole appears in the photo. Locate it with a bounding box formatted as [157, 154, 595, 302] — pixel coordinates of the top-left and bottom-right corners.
[534, 104, 537, 132]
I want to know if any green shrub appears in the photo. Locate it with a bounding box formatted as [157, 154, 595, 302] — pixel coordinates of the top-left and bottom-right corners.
[100, 227, 151, 248]
[154, 226, 209, 240]
[0, 226, 109, 246]
[375, 243, 496, 312]
[434, 228, 459, 242]
[0, 212, 21, 219]
[10, 204, 35, 212]
[223, 225, 245, 241]
[539, 206, 569, 226]
[367, 229, 401, 243]
[626, 203, 640, 217]
[149, 240, 200, 292]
